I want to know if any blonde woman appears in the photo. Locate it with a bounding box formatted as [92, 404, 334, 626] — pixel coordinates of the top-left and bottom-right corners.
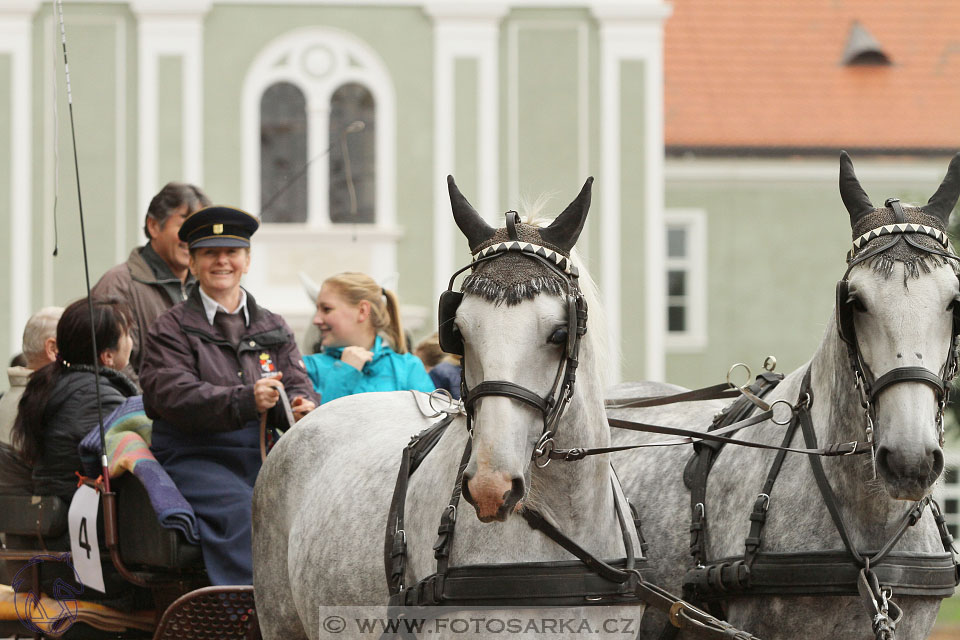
[304, 273, 434, 403]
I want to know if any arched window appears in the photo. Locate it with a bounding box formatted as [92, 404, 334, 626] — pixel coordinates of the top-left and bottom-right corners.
[329, 83, 375, 224]
[260, 82, 308, 223]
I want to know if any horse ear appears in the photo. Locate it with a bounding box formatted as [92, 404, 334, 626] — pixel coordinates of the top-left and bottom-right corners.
[839, 151, 874, 226]
[448, 175, 495, 251]
[540, 177, 593, 253]
[923, 153, 960, 225]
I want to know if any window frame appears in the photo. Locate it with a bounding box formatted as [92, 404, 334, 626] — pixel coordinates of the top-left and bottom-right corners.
[664, 208, 707, 352]
[241, 28, 396, 231]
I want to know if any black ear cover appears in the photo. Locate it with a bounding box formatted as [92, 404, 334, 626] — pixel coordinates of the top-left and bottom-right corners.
[438, 291, 464, 356]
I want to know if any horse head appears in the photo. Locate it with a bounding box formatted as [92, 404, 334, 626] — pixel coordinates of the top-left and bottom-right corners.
[838, 152, 960, 500]
[443, 176, 599, 522]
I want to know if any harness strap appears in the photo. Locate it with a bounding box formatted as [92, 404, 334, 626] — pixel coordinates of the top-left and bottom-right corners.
[869, 366, 946, 398]
[684, 551, 958, 599]
[384, 414, 458, 595]
[605, 383, 740, 410]
[464, 381, 550, 414]
[521, 482, 636, 585]
[607, 414, 870, 458]
[797, 367, 929, 569]
[433, 440, 472, 574]
[743, 416, 800, 566]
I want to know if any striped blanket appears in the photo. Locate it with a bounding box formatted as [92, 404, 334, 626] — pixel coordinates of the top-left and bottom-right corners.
[79, 397, 199, 544]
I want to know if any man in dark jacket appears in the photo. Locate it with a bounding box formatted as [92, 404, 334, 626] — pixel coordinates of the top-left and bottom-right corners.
[92, 183, 211, 384]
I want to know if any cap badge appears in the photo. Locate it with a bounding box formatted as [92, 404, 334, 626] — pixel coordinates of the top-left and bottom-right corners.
[213, 224, 224, 234]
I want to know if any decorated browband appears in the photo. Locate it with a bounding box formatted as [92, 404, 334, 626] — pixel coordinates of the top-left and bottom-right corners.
[471, 240, 580, 278]
[847, 222, 950, 262]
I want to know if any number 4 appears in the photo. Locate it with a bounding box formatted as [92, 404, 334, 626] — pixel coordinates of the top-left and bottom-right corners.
[78, 517, 92, 560]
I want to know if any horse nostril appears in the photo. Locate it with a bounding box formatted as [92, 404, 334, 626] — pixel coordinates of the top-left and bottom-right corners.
[931, 447, 945, 479]
[510, 477, 525, 503]
[461, 470, 475, 504]
[876, 446, 891, 477]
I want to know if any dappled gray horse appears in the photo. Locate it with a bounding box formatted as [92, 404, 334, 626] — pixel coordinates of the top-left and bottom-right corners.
[610, 152, 960, 639]
[252, 177, 644, 639]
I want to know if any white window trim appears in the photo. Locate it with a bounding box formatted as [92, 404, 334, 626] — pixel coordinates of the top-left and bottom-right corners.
[664, 208, 707, 352]
[241, 26, 397, 231]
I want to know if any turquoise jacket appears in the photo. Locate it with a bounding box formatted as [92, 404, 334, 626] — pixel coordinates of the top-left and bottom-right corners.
[303, 336, 436, 403]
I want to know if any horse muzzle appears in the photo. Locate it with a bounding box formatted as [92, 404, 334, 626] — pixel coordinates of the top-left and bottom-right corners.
[875, 441, 943, 500]
[462, 470, 525, 522]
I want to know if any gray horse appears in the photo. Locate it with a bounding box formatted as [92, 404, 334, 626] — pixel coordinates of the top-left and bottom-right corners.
[610, 152, 960, 639]
[252, 178, 644, 639]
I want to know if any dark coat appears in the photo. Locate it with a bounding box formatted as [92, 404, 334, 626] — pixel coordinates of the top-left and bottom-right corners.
[139, 287, 318, 434]
[32, 365, 139, 501]
[92, 245, 195, 385]
[139, 287, 317, 585]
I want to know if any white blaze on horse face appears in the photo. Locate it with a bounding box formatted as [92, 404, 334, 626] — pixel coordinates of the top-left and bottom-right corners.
[457, 294, 568, 521]
[848, 263, 957, 500]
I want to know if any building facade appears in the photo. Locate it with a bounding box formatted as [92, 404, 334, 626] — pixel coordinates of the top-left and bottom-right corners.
[0, 0, 670, 385]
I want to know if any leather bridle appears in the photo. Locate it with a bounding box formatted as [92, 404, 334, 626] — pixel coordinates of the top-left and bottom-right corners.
[836, 198, 960, 453]
[438, 211, 588, 465]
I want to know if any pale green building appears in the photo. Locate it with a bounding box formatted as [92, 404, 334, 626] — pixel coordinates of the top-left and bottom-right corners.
[0, 0, 672, 387]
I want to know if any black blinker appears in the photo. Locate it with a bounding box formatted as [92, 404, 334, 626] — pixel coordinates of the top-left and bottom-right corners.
[438, 291, 464, 356]
[836, 280, 856, 346]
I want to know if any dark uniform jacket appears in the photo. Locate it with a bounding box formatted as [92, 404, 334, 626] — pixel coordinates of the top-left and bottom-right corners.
[139, 287, 317, 435]
[138, 287, 318, 585]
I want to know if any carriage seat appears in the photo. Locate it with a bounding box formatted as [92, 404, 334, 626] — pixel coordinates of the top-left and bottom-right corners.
[0, 475, 202, 573]
[115, 473, 203, 571]
[0, 494, 68, 540]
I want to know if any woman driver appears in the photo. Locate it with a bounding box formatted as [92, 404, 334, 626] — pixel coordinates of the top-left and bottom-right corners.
[139, 206, 318, 585]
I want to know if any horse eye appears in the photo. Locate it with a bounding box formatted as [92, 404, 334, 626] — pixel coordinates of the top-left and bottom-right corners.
[948, 296, 960, 312]
[847, 296, 867, 312]
[548, 328, 568, 345]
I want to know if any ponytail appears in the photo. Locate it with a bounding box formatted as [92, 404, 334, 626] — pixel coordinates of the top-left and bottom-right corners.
[323, 273, 408, 353]
[381, 288, 407, 353]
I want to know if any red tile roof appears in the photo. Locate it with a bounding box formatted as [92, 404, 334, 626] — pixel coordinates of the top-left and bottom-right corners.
[664, 0, 960, 150]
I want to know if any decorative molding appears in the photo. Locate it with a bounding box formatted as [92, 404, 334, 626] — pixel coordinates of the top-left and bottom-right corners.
[128, 0, 213, 18]
[133, 4, 207, 214]
[430, 8, 504, 303]
[594, 3, 670, 382]
[0, 10, 33, 353]
[0, 1, 42, 18]
[506, 20, 590, 209]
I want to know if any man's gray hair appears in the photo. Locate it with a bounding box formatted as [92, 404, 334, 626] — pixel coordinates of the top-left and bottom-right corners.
[144, 182, 212, 239]
[21, 306, 63, 366]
